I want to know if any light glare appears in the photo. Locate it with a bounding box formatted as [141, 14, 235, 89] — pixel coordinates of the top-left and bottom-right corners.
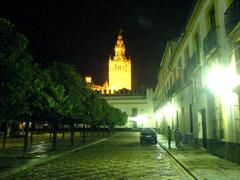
[207, 65, 240, 95]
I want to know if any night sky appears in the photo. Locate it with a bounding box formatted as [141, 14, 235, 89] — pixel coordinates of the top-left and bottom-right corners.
[1, 0, 194, 89]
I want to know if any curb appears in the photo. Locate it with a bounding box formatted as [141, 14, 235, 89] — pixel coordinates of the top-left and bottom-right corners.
[157, 135, 199, 180]
[0, 135, 115, 179]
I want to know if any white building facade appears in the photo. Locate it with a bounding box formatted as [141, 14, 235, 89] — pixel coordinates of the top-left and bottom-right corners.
[102, 89, 155, 129]
[154, 0, 240, 163]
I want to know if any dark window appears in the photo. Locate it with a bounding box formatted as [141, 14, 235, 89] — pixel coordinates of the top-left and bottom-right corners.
[189, 104, 193, 133]
[235, 43, 240, 74]
[209, 6, 216, 30]
[132, 108, 137, 117]
[178, 59, 182, 80]
[184, 46, 189, 65]
[204, 6, 217, 56]
[193, 32, 200, 53]
[176, 110, 179, 127]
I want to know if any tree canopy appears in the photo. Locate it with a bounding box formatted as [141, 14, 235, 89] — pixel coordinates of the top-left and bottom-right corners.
[0, 18, 128, 150]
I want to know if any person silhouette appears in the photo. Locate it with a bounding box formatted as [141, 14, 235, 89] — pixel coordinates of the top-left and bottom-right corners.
[174, 127, 182, 149]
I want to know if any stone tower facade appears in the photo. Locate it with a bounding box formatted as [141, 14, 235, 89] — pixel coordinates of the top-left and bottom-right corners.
[109, 32, 131, 91]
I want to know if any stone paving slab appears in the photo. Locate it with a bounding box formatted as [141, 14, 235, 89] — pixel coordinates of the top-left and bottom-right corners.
[158, 134, 240, 180]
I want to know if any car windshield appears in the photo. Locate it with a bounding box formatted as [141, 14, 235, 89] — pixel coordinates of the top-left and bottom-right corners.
[141, 129, 154, 134]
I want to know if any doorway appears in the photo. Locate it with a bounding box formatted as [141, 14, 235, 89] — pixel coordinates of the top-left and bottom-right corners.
[133, 121, 137, 129]
[200, 109, 207, 148]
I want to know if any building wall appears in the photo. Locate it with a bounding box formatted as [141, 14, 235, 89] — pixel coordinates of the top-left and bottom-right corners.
[154, 0, 240, 163]
[102, 89, 154, 129]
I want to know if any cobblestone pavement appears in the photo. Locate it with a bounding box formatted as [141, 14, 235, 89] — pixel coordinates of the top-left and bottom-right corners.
[11, 132, 191, 179]
[158, 134, 240, 180]
[0, 133, 102, 177]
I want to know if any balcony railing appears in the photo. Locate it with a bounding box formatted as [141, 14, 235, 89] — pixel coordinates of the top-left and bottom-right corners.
[182, 51, 200, 84]
[225, 0, 240, 34]
[167, 80, 181, 98]
[203, 28, 216, 56]
[189, 51, 200, 71]
[183, 68, 191, 84]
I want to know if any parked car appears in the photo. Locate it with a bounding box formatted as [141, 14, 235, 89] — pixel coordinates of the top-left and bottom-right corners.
[140, 129, 157, 144]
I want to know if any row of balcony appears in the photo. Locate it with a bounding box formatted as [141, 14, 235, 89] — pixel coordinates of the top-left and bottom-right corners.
[183, 51, 200, 83]
[225, 0, 240, 34]
[166, 26, 215, 99]
[203, 28, 217, 56]
[203, 0, 240, 55]
[165, 1, 240, 100]
[167, 79, 181, 98]
[167, 51, 200, 98]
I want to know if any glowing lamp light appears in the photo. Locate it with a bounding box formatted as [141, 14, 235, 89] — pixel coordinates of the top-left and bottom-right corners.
[163, 103, 175, 115]
[133, 115, 148, 125]
[207, 64, 240, 95]
[154, 112, 162, 121]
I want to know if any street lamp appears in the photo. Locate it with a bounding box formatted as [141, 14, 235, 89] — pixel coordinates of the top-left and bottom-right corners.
[207, 64, 240, 96]
[133, 115, 148, 127]
[154, 112, 162, 121]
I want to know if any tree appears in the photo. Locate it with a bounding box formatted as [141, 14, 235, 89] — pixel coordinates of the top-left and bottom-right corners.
[104, 106, 128, 134]
[39, 68, 71, 150]
[49, 62, 86, 146]
[0, 18, 36, 152]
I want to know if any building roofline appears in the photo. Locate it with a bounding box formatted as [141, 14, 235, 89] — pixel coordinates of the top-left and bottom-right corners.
[170, 0, 204, 64]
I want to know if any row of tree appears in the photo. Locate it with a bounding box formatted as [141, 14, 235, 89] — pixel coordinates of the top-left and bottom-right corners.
[0, 18, 128, 154]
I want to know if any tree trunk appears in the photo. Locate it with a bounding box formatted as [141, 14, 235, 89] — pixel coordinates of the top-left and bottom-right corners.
[97, 126, 100, 136]
[102, 124, 105, 136]
[23, 119, 30, 156]
[91, 126, 94, 137]
[82, 123, 86, 143]
[49, 123, 52, 141]
[70, 122, 74, 146]
[62, 130, 65, 141]
[108, 125, 111, 136]
[112, 126, 114, 135]
[2, 121, 8, 150]
[52, 122, 57, 150]
[62, 124, 65, 141]
[30, 122, 34, 145]
[49, 132, 52, 140]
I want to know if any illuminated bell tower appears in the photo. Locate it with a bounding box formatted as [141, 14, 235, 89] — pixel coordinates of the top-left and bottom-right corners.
[109, 31, 131, 91]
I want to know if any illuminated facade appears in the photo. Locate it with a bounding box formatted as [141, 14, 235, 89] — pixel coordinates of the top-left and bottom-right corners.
[154, 0, 240, 163]
[86, 31, 131, 93]
[85, 76, 109, 93]
[109, 32, 131, 91]
[102, 89, 154, 129]
[85, 32, 155, 129]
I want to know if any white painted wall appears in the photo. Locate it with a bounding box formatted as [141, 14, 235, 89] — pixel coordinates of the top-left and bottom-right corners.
[102, 89, 155, 129]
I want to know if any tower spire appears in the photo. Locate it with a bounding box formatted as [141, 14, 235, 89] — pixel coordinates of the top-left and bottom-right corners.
[119, 29, 123, 36]
[109, 31, 131, 90]
[114, 29, 126, 59]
